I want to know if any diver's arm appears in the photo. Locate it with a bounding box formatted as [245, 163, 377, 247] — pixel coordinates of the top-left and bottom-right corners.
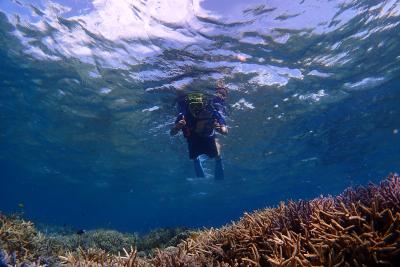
[215, 122, 228, 135]
[214, 112, 228, 135]
[170, 118, 186, 136]
[220, 125, 228, 135]
[170, 125, 180, 136]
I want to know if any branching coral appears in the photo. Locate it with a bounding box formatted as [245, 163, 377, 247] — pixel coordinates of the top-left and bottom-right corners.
[77, 229, 138, 254]
[0, 213, 45, 264]
[59, 246, 150, 267]
[2, 174, 400, 267]
[136, 227, 193, 255]
[151, 174, 400, 266]
[0, 215, 189, 266]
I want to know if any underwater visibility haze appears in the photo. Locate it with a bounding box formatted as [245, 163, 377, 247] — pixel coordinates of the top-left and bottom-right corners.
[0, 0, 399, 233]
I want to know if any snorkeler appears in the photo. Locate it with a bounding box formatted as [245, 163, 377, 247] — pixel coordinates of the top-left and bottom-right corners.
[170, 84, 228, 180]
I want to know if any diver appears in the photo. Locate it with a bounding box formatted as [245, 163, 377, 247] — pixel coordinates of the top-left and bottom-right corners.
[170, 85, 228, 180]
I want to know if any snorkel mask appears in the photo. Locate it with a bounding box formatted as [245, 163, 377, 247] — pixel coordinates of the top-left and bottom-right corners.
[187, 93, 204, 117]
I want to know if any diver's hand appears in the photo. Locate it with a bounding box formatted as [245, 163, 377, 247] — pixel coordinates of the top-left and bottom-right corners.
[214, 122, 228, 135]
[170, 116, 186, 136]
[176, 118, 186, 129]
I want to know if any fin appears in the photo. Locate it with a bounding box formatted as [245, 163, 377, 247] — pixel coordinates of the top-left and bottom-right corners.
[194, 157, 205, 178]
[214, 158, 224, 180]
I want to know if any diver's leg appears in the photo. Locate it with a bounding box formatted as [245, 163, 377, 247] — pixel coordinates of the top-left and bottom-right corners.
[189, 137, 205, 178]
[193, 156, 205, 177]
[214, 139, 224, 180]
[215, 157, 224, 180]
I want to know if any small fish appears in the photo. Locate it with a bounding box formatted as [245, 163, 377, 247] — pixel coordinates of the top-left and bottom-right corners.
[76, 229, 86, 235]
[18, 203, 24, 208]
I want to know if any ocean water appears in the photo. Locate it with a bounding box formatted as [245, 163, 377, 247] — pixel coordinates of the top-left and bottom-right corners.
[0, 0, 399, 234]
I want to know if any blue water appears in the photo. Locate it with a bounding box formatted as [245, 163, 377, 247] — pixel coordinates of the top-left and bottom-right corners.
[0, 0, 399, 233]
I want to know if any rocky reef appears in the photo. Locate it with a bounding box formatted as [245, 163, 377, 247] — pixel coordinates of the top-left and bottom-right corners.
[1, 174, 400, 266]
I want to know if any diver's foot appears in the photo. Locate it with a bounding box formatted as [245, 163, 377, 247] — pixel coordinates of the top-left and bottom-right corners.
[214, 158, 224, 180]
[194, 158, 205, 177]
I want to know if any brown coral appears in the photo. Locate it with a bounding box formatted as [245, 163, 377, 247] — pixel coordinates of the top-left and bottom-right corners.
[0, 213, 45, 263]
[151, 174, 400, 266]
[59, 246, 150, 267]
[2, 174, 400, 267]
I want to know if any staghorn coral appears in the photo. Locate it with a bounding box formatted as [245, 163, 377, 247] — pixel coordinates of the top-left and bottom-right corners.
[56, 228, 195, 266]
[0, 213, 191, 266]
[0, 213, 46, 264]
[151, 174, 400, 266]
[136, 227, 194, 256]
[59, 246, 150, 267]
[72, 229, 138, 254]
[31, 228, 139, 258]
[2, 174, 400, 266]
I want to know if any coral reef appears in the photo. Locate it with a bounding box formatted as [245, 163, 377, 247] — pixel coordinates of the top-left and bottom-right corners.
[0, 213, 46, 265]
[1, 174, 400, 266]
[59, 229, 138, 255]
[151, 174, 400, 266]
[0, 214, 190, 266]
[59, 246, 150, 267]
[136, 227, 194, 255]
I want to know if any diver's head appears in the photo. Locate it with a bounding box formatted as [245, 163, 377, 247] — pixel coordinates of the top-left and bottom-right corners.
[187, 93, 204, 117]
